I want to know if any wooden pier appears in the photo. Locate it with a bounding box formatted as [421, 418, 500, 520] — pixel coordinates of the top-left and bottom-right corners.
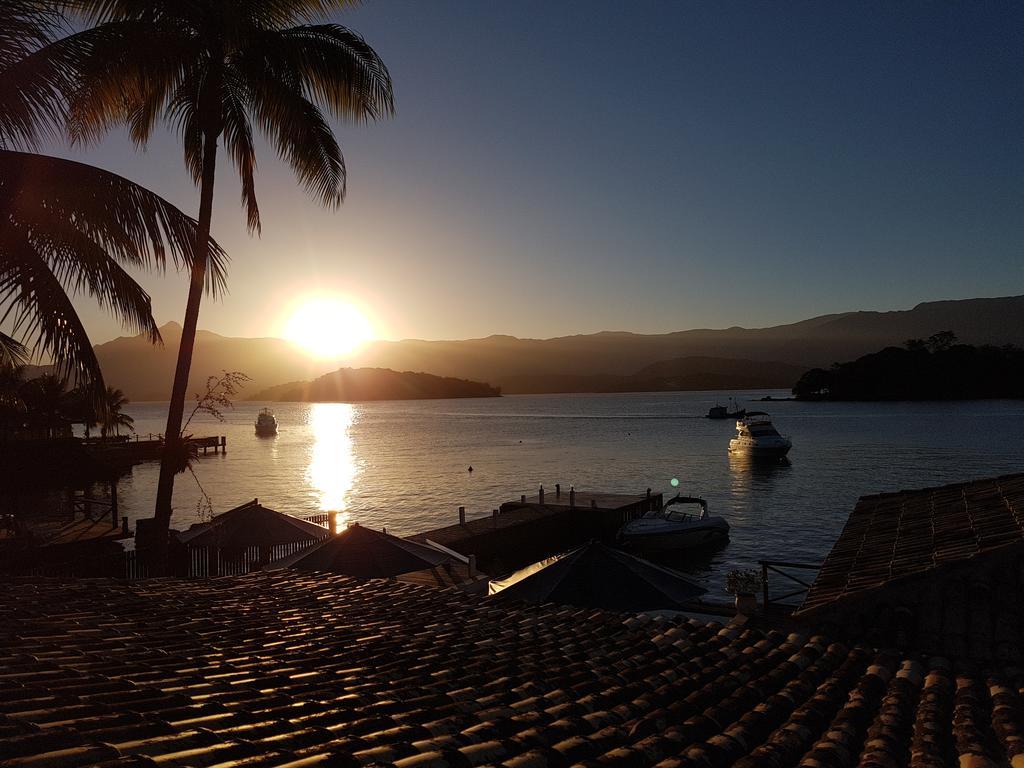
[408, 485, 661, 575]
[85, 434, 226, 464]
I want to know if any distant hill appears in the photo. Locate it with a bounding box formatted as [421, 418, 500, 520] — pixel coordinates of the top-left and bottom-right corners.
[250, 367, 500, 402]
[502, 356, 808, 394]
[82, 322, 340, 401]
[73, 294, 1024, 399]
[345, 296, 1024, 388]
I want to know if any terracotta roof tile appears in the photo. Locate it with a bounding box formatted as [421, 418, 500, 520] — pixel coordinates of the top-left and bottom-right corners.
[0, 573, 1021, 767]
[800, 473, 1024, 612]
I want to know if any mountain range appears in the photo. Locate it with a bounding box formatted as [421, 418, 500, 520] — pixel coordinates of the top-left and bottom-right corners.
[79, 295, 1024, 400]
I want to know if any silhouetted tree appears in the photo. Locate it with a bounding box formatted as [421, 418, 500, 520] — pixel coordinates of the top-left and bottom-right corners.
[18, 373, 75, 437]
[926, 331, 957, 353]
[0, 1, 229, 414]
[100, 386, 133, 438]
[60, 0, 394, 568]
[793, 337, 1024, 401]
[904, 338, 927, 352]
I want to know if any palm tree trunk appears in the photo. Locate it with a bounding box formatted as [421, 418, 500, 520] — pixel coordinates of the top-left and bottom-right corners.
[150, 130, 218, 573]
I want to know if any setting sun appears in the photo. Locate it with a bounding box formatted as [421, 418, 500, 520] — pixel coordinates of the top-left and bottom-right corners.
[283, 298, 374, 358]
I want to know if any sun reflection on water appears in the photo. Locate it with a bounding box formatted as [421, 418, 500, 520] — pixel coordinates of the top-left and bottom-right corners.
[306, 403, 358, 527]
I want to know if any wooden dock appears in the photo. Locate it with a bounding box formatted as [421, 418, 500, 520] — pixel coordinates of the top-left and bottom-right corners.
[85, 435, 226, 464]
[408, 486, 661, 575]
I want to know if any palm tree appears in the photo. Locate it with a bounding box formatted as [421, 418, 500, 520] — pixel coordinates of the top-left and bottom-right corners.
[62, 0, 394, 563]
[100, 386, 133, 438]
[0, 1, 230, 415]
[19, 372, 74, 438]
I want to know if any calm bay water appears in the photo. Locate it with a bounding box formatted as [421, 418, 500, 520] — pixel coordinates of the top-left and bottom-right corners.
[116, 391, 1024, 598]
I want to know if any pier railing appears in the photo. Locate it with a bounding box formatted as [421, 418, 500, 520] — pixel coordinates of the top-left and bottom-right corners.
[758, 559, 821, 609]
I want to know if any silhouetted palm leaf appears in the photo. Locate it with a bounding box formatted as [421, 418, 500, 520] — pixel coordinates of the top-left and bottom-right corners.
[0, 1, 72, 150]
[0, 150, 231, 402]
[0, 333, 29, 370]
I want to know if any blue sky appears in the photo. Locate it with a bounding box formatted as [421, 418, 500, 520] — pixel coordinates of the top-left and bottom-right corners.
[60, 1, 1024, 344]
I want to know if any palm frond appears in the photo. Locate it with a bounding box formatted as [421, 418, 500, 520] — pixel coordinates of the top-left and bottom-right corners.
[0, 226, 106, 405]
[0, 2, 68, 72]
[0, 331, 29, 370]
[23, 221, 161, 343]
[57, 20, 199, 147]
[75, 0, 363, 26]
[0, 150, 230, 297]
[243, 64, 346, 206]
[222, 69, 260, 232]
[270, 24, 394, 121]
[0, 1, 72, 149]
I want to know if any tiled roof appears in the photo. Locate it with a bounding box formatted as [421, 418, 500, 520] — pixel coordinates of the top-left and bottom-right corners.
[801, 473, 1024, 612]
[2, 573, 1024, 767]
[176, 499, 329, 548]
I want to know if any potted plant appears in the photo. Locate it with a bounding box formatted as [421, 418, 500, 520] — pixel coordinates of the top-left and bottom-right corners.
[726, 568, 762, 615]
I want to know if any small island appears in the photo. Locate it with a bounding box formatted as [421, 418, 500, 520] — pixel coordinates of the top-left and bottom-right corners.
[793, 332, 1024, 400]
[249, 367, 501, 402]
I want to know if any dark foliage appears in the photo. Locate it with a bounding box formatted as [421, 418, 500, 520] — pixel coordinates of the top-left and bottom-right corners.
[793, 338, 1024, 400]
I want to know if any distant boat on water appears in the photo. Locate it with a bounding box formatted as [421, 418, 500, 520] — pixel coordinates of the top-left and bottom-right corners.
[707, 397, 746, 420]
[255, 408, 278, 436]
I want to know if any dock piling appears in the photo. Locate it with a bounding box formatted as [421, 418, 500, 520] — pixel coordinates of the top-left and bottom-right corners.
[569, 486, 576, 508]
[539, 485, 545, 505]
[555, 483, 561, 498]
[459, 506, 466, 525]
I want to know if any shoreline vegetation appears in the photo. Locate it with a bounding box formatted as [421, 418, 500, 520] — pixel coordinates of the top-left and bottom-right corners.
[793, 332, 1024, 401]
[249, 367, 500, 402]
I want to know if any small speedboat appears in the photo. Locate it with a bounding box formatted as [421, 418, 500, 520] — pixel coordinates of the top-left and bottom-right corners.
[618, 495, 730, 551]
[728, 412, 791, 459]
[255, 408, 278, 436]
[707, 397, 745, 420]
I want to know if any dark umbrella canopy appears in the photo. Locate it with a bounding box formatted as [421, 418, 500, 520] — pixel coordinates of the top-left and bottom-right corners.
[176, 499, 329, 549]
[287, 523, 454, 579]
[488, 541, 706, 612]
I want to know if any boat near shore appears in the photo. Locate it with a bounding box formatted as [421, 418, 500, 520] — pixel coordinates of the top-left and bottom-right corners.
[618, 495, 730, 551]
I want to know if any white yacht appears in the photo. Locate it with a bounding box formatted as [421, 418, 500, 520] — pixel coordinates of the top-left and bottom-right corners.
[728, 411, 791, 459]
[255, 408, 278, 436]
[618, 495, 730, 551]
